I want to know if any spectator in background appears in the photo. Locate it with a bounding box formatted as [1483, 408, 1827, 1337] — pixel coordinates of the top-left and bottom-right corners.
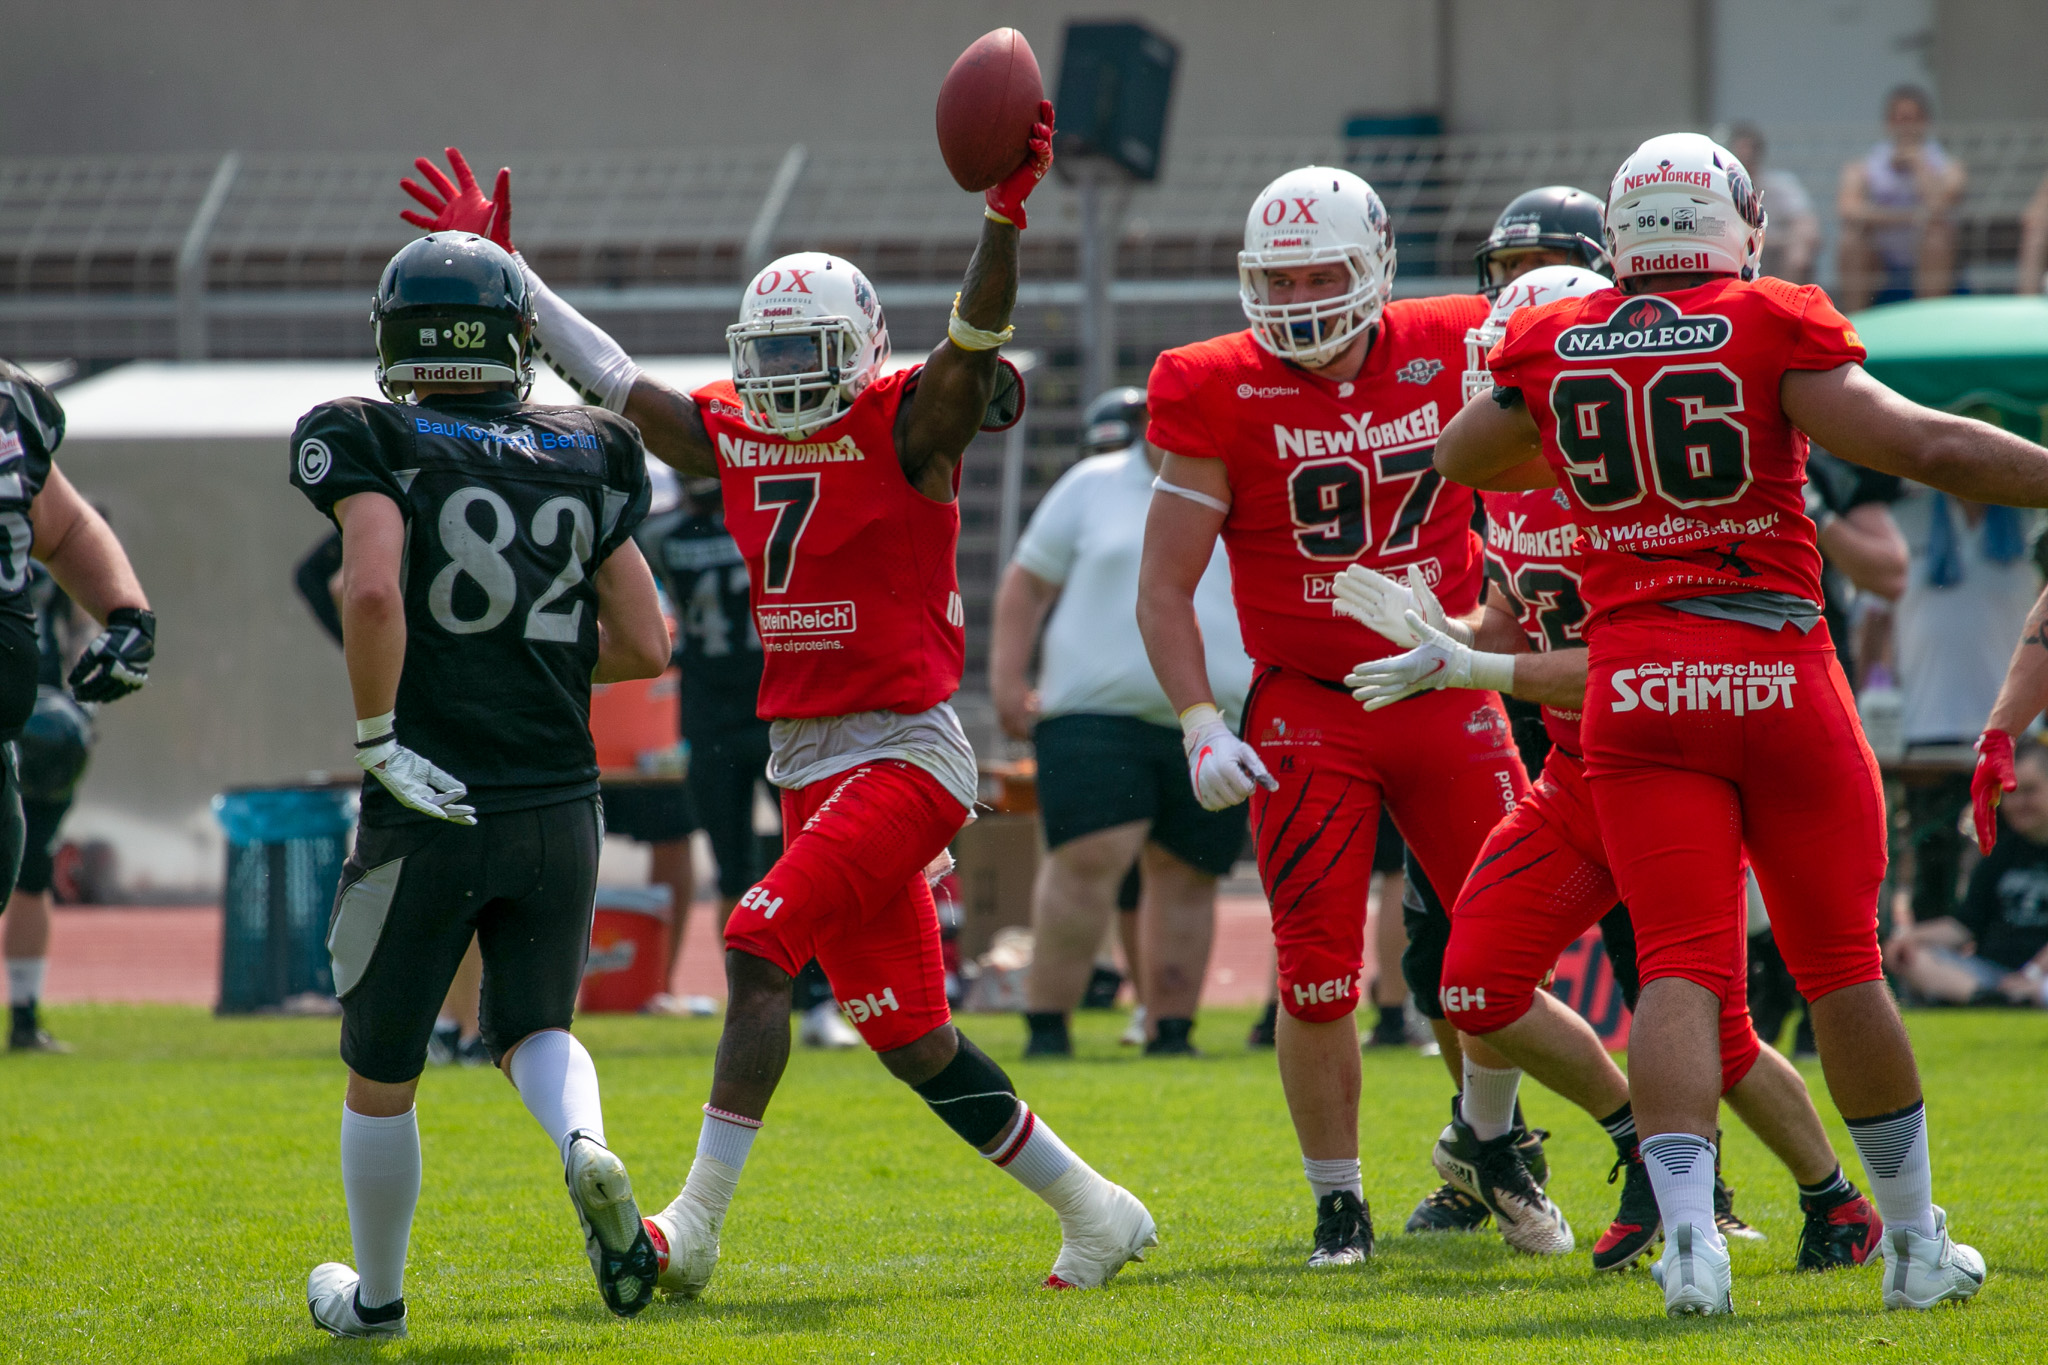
[992, 387, 1252, 1058]
[1728, 123, 1820, 283]
[1889, 736, 2048, 1005]
[1837, 85, 1967, 309]
[2017, 169, 2048, 296]
[1805, 449, 1910, 685]
[1893, 471, 2042, 927]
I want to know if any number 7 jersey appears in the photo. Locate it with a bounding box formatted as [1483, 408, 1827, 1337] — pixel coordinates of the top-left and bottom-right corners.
[1146, 297, 1488, 681]
[290, 391, 650, 824]
[1486, 276, 1864, 627]
[691, 368, 965, 721]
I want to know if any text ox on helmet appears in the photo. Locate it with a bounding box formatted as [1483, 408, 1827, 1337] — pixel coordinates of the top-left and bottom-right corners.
[1463, 264, 1613, 404]
[1239, 167, 1396, 369]
[727, 252, 891, 439]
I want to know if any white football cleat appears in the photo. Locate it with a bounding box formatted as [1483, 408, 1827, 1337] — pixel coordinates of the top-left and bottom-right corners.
[800, 1000, 863, 1050]
[306, 1262, 407, 1339]
[1119, 1006, 1149, 1047]
[1042, 1165, 1158, 1289]
[1882, 1206, 1985, 1310]
[646, 1186, 725, 1299]
[1650, 1221, 1734, 1317]
[562, 1133, 659, 1317]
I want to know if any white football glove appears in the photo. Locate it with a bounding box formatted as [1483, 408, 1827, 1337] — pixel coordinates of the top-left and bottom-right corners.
[1179, 703, 1279, 811]
[1344, 612, 1517, 712]
[354, 712, 477, 825]
[1331, 564, 1465, 648]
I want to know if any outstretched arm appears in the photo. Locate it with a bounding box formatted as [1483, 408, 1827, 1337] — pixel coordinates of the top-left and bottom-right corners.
[1783, 363, 2048, 506]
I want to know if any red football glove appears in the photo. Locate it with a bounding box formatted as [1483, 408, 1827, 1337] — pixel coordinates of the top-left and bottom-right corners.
[399, 146, 514, 254]
[984, 100, 1054, 230]
[1973, 729, 2018, 855]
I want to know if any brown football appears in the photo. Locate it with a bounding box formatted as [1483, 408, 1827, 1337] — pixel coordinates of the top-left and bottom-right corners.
[935, 28, 1044, 192]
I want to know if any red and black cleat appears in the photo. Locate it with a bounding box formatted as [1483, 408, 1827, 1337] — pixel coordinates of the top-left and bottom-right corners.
[1797, 1189, 1883, 1270]
[1592, 1146, 1662, 1272]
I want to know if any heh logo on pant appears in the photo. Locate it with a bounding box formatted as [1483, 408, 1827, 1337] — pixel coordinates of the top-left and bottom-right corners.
[737, 885, 785, 919]
[1291, 972, 1362, 1008]
[1440, 984, 1486, 1014]
[1610, 661, 1797, 715]
[840, 987, 899, 1024]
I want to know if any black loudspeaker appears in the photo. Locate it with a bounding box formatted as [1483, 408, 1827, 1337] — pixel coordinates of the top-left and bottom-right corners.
[1052, 21, 1179, 182]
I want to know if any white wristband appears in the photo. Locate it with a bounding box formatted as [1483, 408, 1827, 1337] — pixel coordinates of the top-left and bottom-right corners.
[1178, 702, 1223, 738]
[516, 253, 642, 413]
[1467, 651, 1517, 694]
[356, 711, 395, 744]
[946, 294, 1015, 351]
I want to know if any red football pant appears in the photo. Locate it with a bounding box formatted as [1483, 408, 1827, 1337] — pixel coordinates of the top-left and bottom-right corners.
[1245, 668, 1529, 1023]
[1440, 749, 1761, 1093]
[1583, 607, 1886, 1007]
[722, 759, 965, 1052]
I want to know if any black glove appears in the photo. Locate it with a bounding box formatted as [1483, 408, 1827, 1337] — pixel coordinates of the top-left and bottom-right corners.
[69, 607, 154, 703]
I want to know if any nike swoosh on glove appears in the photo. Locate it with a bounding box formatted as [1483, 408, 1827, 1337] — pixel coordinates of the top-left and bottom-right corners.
[1343, 611, 1514, 712]
[1972, 729, 2017, 855]
[1180, 704, 1279, 811]
[1331, 564, 1450, 648]
[356, 729, 477, 825]
[68, 607, 154, 703]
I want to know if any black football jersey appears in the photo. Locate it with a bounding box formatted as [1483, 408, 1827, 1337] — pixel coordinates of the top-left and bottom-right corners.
[290, 391, 651, 826]
[0, 363, 60, 739]
[640, 505, 764, 736]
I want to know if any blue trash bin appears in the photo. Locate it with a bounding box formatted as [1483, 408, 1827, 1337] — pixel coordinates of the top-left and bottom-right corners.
[212, 783, 359, 1013]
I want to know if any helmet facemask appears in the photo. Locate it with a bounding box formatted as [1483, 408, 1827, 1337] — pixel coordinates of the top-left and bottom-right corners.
[1238, 246, 1386, 370]
[727, 316, 871, 439]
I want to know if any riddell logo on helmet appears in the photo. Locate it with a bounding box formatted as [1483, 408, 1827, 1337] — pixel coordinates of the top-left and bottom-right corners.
[1627, 250, 1714, 273]
[405, 363, 492, 383]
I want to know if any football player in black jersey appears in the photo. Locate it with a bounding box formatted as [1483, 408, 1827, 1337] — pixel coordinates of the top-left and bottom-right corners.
[0, 365, 154, 1052]
[637, 476, 858, 1044]
[290, 233, 671, 1336]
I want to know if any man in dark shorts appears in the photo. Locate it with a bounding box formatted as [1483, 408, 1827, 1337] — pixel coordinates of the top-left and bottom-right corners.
[291, 230, 672, 1334]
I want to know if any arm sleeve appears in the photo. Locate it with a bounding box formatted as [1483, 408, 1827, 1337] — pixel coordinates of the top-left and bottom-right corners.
[1144, 350, 1225, 462]
[517, 253, 642, 413]
[289, 402, 401, 520]
[1788, 286, 1868, 371]
[1010, 464, 1086, 584]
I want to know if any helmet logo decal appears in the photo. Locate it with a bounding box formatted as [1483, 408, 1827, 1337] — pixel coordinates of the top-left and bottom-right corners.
[753, 268, 815, 295]
[1260, 197, 1320, 226]
[297, 438, 332, 485]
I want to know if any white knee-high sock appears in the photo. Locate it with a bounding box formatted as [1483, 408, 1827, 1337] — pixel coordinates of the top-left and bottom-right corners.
[7, 957, 45, 1006]
[1460, 1058, 1522, 1141]
[340, 1106, 421, 1310]
[1641, 1132, 1721, 1248]
[1846, 1100, 1937, 1240]
[508, 1029, 606, 1160]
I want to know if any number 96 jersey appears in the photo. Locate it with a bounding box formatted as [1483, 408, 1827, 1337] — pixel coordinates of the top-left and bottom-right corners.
[291, 392, 650, 824]
[1146, 297, 1488, 682]
[1487, 276, 1864, 629]
[690, 367, 964, 721]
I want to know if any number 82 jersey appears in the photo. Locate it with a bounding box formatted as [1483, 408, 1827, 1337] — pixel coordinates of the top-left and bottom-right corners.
[291, 391, 650, 824]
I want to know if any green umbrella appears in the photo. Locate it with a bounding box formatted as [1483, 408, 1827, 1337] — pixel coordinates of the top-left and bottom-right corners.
[1851, 296, 2048, 440]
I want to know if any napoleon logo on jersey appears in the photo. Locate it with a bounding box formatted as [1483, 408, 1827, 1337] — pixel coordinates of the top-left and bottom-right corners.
[1554, 296, 1730, 359]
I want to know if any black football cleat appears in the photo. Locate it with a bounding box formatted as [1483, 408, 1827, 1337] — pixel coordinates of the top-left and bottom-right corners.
[1430, 1099, 1572, 1255]
[1593, 1145, 1662, 1272]
[1406, 1180, 1491, 1233]
[1797, 1189, 1883, 1270]
[1308, 1189, 1375, 1266]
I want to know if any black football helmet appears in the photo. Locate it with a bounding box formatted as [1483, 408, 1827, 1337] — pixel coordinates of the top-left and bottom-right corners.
[372, 232, 536, 401]
[1081, 386, 1147, 454]
[1474, 187, 1611, 297]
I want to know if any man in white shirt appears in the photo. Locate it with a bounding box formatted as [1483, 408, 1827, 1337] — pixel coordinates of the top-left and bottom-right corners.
[991, 388, 1253, 1057]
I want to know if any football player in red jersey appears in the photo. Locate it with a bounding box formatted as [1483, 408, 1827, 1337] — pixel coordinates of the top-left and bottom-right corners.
[396, 130, 1159, 1297]
[1439, 131, 2048, 1316]
[1136, 166, 1551, 1266]
[1356, 264, 1885, 1276]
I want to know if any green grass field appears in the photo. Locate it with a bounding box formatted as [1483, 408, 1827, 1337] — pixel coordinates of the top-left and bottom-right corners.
[3, 1005, 2044, 1364]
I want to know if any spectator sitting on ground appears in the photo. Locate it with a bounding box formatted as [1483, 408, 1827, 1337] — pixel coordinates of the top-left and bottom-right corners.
[1729, 122, 1820, 283]
[1890, 736, 2048, 1005]
[991, 386, 1253, 1058]
[2017, 168, 2048, 296]
[1837, 84, 1967, 309]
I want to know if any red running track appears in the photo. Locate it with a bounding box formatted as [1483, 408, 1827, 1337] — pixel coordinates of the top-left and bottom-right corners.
[44, 895, 1299, 1009]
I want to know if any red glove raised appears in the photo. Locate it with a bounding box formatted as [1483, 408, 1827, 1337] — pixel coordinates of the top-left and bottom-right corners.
[984, 101, 1054, 230]
[1972, 729, 2018, 855]
[399, 146, 514, 254]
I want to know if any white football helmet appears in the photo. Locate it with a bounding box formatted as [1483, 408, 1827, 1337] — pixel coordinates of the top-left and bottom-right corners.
[1605, 133, 1766, 282]
[727, 252, 891, 438]
[1239, 166, 1396, 369]
[1463, 264, 1613, 403]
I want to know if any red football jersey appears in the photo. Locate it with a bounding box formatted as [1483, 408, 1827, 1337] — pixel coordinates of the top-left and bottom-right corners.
[1481, 487, 1589, 752]
[1148, 296, 1488, 681]
[1487, 277, 1864, 627]
[693, 368, 964, 720]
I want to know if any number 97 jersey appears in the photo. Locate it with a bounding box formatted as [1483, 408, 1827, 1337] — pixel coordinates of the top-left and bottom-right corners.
[290, 392, 650, 823]
[1487, 276, 1865, 628]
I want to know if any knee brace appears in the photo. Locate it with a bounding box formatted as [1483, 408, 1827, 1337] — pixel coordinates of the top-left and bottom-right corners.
[911, 1033, 1020, 1148]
